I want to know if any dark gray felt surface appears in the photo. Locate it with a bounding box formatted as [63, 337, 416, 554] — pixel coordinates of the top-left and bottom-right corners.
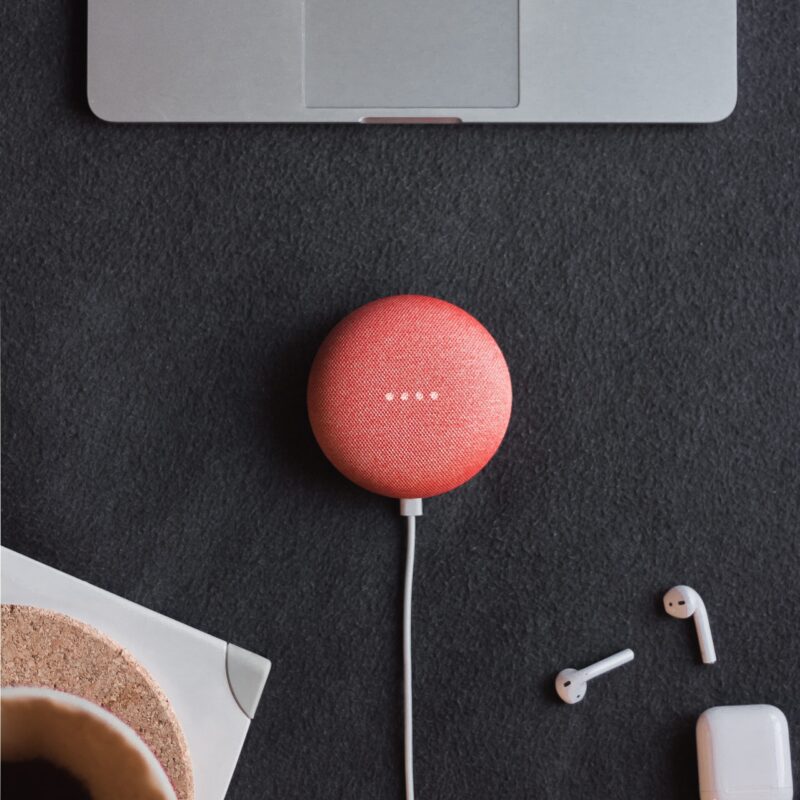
[2, 2, 800, 798]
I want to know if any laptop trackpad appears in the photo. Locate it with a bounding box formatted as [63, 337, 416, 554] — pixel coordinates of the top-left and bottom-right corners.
[304, 0, 519, 108]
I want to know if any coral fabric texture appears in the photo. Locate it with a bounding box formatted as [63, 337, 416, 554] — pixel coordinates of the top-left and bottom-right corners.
[308, 295, 512, 498]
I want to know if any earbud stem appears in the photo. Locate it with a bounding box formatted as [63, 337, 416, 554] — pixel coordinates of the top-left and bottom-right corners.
[581, 649, 635, 681]
[694, 604, 717, 664]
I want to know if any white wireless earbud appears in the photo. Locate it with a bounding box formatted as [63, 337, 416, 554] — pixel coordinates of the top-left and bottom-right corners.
[663, 585, 717, 664]
[555, 649, 634, 704]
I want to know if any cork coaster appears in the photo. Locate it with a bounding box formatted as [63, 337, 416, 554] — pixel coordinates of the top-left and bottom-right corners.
[1, 604, 194, 800]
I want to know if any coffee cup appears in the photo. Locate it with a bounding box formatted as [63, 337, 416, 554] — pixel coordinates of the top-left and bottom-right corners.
[1, 686, 177, 800]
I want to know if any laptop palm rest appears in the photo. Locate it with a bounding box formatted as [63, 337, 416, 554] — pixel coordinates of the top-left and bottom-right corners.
[304, 0, 519, 108]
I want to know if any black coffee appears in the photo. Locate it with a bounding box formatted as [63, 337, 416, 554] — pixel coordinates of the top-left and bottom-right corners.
[2, 759, 92, 799]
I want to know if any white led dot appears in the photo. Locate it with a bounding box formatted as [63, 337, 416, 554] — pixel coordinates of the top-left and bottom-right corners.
[415, 391, 423, 400]
[430, 391, 439, 400]
[385, 393, 394, 401]
[400, 392, 409, 401]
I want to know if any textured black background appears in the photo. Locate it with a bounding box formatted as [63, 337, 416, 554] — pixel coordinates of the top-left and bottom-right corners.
[2, 2, 800, 798]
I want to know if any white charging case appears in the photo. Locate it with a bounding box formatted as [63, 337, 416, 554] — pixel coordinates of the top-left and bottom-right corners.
[697, 705, 793, 800]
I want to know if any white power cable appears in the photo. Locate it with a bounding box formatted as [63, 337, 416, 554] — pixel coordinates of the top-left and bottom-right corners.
[399, 498, 422, 800]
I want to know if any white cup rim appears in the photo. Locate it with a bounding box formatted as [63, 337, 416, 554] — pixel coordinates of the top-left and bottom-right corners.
[2, 686, 177, 800]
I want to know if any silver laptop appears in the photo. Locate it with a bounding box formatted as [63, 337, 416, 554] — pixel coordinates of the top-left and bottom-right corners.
[87, 0, 736, 123]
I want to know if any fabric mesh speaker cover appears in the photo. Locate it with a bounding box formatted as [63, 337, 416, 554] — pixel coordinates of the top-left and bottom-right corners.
[307, 295, 512, 499]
